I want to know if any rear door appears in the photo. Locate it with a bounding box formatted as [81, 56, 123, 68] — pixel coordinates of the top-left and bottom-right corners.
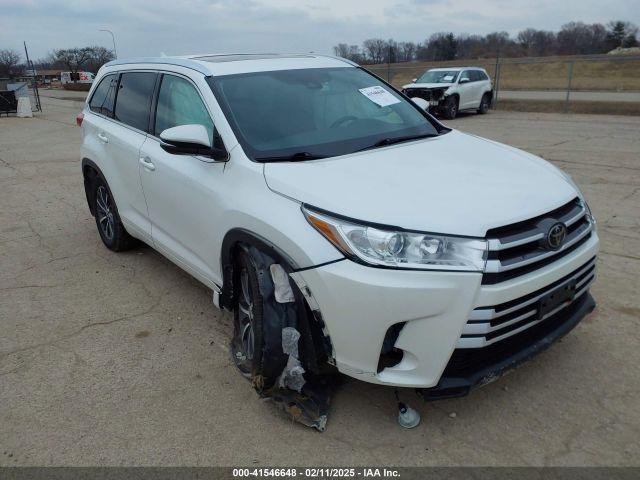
[469, 70, 485, 107]
[105, 71, 158, 242]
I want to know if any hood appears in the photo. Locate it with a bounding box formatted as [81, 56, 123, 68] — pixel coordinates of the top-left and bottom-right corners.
[403, 82, 454, 90]
[263, 130, 578, 237]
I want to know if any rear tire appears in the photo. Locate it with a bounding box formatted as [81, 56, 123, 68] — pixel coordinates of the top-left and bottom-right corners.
[477, 93, 491, 114]
[92, 176, 137, 252]
[441, 96, 458, 120]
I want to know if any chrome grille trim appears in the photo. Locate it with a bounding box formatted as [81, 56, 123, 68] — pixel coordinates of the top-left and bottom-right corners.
[470, 258, 596, 321]
[458, 273, 595, 349]
[487, 203, 586, 251]
[485, 219, 592, 273]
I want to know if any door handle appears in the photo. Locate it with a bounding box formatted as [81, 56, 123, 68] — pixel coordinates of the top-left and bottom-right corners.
[97, 133, 109, 143]
[139, 157, 155, 171]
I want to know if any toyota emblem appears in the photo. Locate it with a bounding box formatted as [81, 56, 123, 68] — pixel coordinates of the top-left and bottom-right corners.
[546, 222, 567, 250]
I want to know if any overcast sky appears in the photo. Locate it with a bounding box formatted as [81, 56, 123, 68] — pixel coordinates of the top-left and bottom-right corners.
[2, 0, 640, 60]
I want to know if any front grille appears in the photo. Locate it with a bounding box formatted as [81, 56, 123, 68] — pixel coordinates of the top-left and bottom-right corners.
[445, 291, 592, 377]
[482, 197, 594, 284]
[402, 88, 445, 102]
[458, 257, 596, 348]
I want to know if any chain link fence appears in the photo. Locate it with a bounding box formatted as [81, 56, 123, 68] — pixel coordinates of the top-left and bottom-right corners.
[364, 54, 640, 114]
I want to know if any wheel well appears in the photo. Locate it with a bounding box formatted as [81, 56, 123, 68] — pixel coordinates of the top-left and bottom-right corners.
[219, 228, 299, 311]
[81, 159, 100, 216]
[220, 229, 333, 373]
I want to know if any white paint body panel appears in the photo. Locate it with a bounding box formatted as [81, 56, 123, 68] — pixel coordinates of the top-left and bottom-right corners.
[80, 55, 598, 388]
[264, 130, 577, 237]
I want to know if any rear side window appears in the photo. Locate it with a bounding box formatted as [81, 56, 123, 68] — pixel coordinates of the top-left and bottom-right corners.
[154, 74, 214, 143]
[114, 72, 157, 132]
[478, 71, 489, 81]
[89, 74, 117, 117]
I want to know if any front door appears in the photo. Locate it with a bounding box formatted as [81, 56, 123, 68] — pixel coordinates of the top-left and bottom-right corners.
[139, 73, 225, 288]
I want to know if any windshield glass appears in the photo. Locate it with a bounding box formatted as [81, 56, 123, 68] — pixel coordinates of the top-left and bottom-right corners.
[207, 67, 441, 161]
[417, 70, 459, 83]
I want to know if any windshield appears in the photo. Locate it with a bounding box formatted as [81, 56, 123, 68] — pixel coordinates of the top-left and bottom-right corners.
[417, 70, 459, 84]
[207, 67, 441, 161]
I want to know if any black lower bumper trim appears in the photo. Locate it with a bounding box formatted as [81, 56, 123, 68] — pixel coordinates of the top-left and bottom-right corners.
[418, 292, 596, 401]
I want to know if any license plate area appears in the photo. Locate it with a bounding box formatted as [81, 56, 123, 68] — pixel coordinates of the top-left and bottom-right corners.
[538, 279, 577, 319]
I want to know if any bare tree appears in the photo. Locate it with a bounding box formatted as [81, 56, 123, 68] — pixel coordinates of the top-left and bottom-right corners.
[333, 43, 350, 58]
[398, 42, 417, 62]
[54, 47, 93, 81]
[0, 49, 21, 78]
[347, 45, 363, 63]
[557, 22, 608, 55]
[85, 46, 116, 73]
[362, 38, 387, 64]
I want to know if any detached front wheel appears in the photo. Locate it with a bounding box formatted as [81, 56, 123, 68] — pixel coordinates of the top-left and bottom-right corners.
[441, 96, 458, 120]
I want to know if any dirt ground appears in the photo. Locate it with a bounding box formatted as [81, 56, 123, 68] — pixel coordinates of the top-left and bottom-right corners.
[1, 91, 639, 466]
[367, 54, 640, 92]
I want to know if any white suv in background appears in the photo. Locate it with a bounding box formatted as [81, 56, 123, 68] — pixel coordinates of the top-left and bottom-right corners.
[78, 54, 597, 411]
[402, 67, 493, 119]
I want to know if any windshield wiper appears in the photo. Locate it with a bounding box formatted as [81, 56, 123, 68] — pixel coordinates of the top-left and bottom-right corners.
[355, 133, 437, 153]
[255, 151, 327, 162]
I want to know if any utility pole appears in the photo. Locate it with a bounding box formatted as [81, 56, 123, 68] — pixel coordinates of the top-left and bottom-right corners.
[493, 40, 501, 108]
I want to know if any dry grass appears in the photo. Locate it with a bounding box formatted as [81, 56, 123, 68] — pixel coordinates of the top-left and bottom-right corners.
[366, 54, 640, 92]
[495, 99, 640, 116]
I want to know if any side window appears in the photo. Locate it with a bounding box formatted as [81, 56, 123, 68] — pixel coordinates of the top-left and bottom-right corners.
[154, 75, 214, 144]
[89, 74, 117, 117]
[113, 72, 157, 132]
[479, 71, 489, 81]
[459, 71, 471, 83]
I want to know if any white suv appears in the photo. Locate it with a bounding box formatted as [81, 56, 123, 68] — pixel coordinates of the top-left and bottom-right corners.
[79, 54, 598, 403]
[402, 67, 493, 119]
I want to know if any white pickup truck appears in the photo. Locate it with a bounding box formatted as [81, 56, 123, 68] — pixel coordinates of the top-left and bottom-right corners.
[402, 67, 493, 119]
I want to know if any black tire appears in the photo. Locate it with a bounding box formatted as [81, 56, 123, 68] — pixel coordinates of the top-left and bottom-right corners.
[231, 249, 265, 383]
[441, 96, 458, 119]
[92, 176, 137, 251]
[477, 93, 491, 114]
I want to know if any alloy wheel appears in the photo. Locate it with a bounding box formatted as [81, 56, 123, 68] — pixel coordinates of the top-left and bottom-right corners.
[96, 185, 115, 241]
[237, 268, 255, 360]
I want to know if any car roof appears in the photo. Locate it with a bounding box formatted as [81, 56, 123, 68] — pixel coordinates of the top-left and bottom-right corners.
[103, 53, 356, 77]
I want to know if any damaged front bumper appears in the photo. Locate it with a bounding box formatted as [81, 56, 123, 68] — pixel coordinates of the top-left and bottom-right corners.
[293, 237, 598, 390]
[402, 87, 448, 110]
[292, 259, 482, 388]
[418, 292, 596, 400]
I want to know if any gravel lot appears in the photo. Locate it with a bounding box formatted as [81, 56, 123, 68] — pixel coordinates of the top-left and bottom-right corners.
[1, 90, 639, 466]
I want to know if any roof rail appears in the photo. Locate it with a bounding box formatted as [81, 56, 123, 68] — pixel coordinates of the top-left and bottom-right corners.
[103, 57, 211, 75]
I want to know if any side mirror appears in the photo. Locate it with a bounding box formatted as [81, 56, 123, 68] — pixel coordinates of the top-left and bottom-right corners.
[459, 78, 470, 84]
[411, 78, 417, 83]
[159, 124, 228, 161]
[410, 97, 429, 111]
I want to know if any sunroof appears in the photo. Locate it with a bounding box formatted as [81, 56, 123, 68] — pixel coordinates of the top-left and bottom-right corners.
[192, 53, 317, 63]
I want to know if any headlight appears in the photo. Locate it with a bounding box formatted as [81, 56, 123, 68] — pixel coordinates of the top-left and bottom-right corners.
[303, 207, 487, 271]
[582, 199, 597, 228]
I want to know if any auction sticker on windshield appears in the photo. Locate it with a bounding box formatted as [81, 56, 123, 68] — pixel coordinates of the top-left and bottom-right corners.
[359, 86, 401, 107]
